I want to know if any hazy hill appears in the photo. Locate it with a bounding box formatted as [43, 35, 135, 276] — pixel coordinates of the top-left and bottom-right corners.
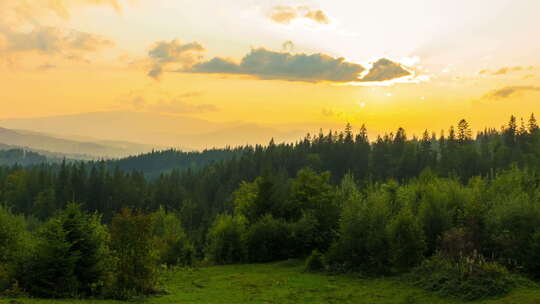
[0, 127, 160, 158]
[0, 111, 310, 150]
[0, 148, 49, 166]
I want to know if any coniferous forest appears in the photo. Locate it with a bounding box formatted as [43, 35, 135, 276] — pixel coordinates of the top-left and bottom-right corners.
[1, 114, 540, 301]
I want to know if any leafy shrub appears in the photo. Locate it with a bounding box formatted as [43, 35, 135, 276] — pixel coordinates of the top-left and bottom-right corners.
[244, 214, 291, 263]
[288, 212, 319, 257]
[326, 189, 390, 274]
[21, 203, 112, 298]
[485, 191, 540, 275]
[206, 214, 246, 264]
[0, 206, 31, 293]
[153, 207, 195, 267]
[387, 209, 426, 271]
[304, 250, 325, 272]
[413, 253, 516, 301]
[110, 208, 159, 299]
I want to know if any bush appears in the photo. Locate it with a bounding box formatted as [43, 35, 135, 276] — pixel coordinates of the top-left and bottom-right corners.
[486, 192, 540, 275]
[21, 203, 112, 298]
[305, 250, 325, 272]
[387, 209, 426, 271]
[206, 214, 246, 264]
[288, 212, 319, 257]
[153, 207, 195, 267]
[110, 209, 159, 299]
[325, 190, 390, 274]
[413, 253, 516, 301]
[0, 206, 31, 293]
[244, 214, 291, 263]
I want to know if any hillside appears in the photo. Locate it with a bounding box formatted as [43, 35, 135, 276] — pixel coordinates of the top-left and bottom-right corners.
[105, 148, 247, 177]
[0, 127, 160, 159]
[0, 111, 310, 150]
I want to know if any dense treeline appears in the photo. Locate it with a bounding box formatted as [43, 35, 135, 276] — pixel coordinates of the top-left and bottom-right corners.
[1, 115, 538, 238]
[1, 114, 540, 300]
[106, 147, 246, 178]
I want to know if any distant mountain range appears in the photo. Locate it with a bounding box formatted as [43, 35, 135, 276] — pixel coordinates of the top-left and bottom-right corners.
[0, 127, 162, 159]
[0, 111, 311, 151]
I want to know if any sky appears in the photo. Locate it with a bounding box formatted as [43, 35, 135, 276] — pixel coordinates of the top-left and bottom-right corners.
[1, 0, 540, 142]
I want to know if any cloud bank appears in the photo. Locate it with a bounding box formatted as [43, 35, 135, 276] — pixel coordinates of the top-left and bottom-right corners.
[0, 0, 119, 64]
[269, 6, 330, 24]
[188, 48, 365, 82]
[145, 39, 416, 84]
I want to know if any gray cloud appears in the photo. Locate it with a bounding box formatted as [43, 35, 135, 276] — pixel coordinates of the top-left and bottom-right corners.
[359, 58, 411, 82]
[483, 86, 540, 99]
[0, 26, 113, 55]
[187, 48, 365, 82]
[0, 0, 120, 67]
[269, 6, 329, 24]
[147, 39, 205, 79]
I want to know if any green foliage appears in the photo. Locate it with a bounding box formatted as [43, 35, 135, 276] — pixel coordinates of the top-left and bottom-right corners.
[110, 208, 159, 299]
[484, 170, 540, 276]
[388, 209, 426, 271]
[205, 214, 246, 264]
[244, 214, 291, 263]
[21, 203, 112, 298]
[304, 250, 325, 272]
[0, 206, 31, 292]
[153, 207, 194, 267]
[287, 168, 340, 251]
[413, 253, 517, 301]
[326, 183, 390, 274]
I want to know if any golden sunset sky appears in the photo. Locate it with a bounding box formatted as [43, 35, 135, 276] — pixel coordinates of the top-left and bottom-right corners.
[1, 0, 540, 144]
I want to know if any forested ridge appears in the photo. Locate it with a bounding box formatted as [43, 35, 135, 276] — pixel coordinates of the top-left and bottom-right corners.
[1, 114, 540, 300]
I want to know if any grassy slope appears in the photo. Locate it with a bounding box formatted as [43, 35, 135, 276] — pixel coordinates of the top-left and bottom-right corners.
[2, 261, 540, 304]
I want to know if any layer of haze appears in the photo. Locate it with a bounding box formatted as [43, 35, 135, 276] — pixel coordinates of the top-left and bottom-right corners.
[1, 0, 539, 150]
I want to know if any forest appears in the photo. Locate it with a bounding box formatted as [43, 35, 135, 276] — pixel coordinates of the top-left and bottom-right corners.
[1, 114, 540, 301]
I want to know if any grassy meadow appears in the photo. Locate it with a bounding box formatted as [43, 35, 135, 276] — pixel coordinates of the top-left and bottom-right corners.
[3, 261, 539, 304]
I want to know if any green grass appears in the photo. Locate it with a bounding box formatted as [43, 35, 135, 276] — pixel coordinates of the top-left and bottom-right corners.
[2, 260, 540, 304]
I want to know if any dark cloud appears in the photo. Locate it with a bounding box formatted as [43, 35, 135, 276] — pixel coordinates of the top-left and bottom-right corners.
[147, 39, 205, 79]
[359, 58, 411, 82]
[483, 86, 540, 99]
[269, 6, 330, 24]
[187, 48, 365, 82]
